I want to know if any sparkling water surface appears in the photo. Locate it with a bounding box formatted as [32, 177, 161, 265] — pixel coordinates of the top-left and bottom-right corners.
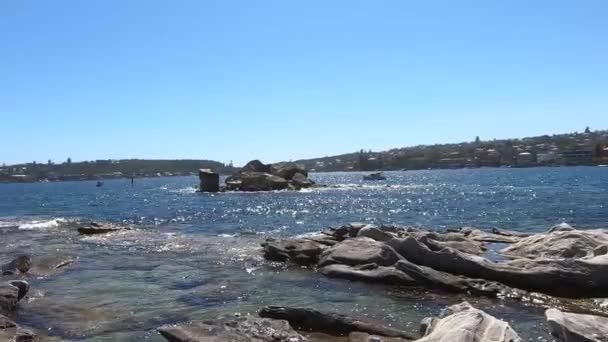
[1, 167, 607, 341]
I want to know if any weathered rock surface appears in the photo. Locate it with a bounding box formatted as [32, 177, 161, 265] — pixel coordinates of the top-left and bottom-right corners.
[259, 306, 416, 340]
[77, 222, 129, 235]
[319, 264, 417, 285]
[198, 169, 220, 192]
[318, 238, 401, 268]
[1, 255, 32, 275]
[388, 236, 608, 297]
[545, 308, 608, 342]
[291, 172, 314, 189]
[500, 229, 608, 259]
[158, 314, 306, 342]
[271, 163, 308, 180]
[417, 302, 522, 342]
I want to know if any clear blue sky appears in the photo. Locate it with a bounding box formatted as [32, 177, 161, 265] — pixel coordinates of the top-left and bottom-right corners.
[1, 1, 607, 166]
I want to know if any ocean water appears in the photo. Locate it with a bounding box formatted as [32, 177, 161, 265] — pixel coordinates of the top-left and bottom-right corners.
[1, 167, 607, 341]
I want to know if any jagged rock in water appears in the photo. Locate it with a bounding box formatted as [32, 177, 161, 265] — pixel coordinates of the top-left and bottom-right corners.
[0, 280, 29, 314]
[319, 263, 417, 285]
[500, 229, 608, 259]
[417, 302, 522, 342]
[545, 308, 608, 342]
[291, 172, 314, 189]
[77, 222, 129, 235]
[259, 306, 416, 340]
[271, 163, 308, 180]
[157, 314, 305, 342]
[262, 238, 330, 265]
[241, 160, 272, 173]
[1, 255, 31, 275]
[318, 238, 401, 268]
[388, 236, 608, 298]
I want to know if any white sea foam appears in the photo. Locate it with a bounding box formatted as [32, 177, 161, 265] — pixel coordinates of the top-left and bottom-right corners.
[18, 218, 67, 230]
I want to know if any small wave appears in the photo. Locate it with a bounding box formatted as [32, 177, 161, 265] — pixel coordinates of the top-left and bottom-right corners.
[218, 233, 237, 238]
[18, 218, 68, 230]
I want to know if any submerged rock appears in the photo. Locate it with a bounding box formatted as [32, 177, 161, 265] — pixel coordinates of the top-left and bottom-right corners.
[545, 308, 608, 342]
[417, 302, 522, 342]
[77, 222, 129, 235]
[158, 314, 305, 342]
[1, 255, 32, 275]
[259, 306, 416, 339]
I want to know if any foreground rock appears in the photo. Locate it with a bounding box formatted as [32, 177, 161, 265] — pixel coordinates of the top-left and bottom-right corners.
[224, 160, 316, 191]
[0, 280, 29, 314]
[1, 255, 32, 275]
[262, 222, 608, 298]
[418, 302, 522, 342]
[77, 222, 130, 235]
[158, 314, 306, 342]
[545, 308, 608, 342]
[259, 306, 416, 340]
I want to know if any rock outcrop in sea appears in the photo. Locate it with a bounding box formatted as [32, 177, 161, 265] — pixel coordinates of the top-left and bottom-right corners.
[219, 160, 316, 192]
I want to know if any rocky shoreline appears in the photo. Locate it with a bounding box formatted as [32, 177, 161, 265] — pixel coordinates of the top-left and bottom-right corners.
[3, 220, 608, 341]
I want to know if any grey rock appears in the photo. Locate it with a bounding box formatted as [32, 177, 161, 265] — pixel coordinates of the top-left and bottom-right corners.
[548, 222, 575, 233]
[1, 255, 31, 275]
[158, 314, 305, 342]
[198, 169, 220, 192]
[318, 238, 401, 268]
[241, 160, 272, 173]
[291, 172, 314, 189]
[357, 225, 396, 242]
[417, 302, 522, 342]
[500, 229, 608, 259]
[0, 280, 29, 314]
[271, 163, 308, 180]
[388, 236, 608, 297]
[239, 172, 289, 191]
[319, 264, 417, 285]
[545, 308, 608, 342]
[262, 238, 329, 265]
[259, 306, 416, 339]
[0, 314, 16, 329]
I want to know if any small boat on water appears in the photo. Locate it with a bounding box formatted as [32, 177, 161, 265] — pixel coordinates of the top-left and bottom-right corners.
[96, 181, 104, 187]
[363, 172, 387, 181]
[598, 165, 608, 167]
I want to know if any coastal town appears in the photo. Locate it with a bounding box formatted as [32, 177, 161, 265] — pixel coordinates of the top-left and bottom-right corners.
[2, 128, 607, 183]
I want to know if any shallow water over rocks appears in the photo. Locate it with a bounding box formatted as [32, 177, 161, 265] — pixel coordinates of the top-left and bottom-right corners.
[1, 168, 608, 340]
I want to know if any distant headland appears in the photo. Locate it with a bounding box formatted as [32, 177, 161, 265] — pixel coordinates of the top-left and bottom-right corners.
[2, 128, 607, 183]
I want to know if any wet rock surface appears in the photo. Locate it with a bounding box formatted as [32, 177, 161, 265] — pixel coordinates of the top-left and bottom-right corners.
[545, 308, 608, 342]
[1, 255, 32, 276]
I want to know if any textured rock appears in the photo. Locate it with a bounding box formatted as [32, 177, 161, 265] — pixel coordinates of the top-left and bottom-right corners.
[0, 314, 16, 329]
[548, 222, 575, 233]
[417, 302, 522, 342]
[262, 238, 329, 265]
[318, 238, 401, 268]
[259, 306, 416, 339]
[319, 264, 417, 285]
[0, 280, 29, 314]
[241, 160, 272, 173]
[291, 173, 314, 189]
[500, 229, 608, 259]
[388, 236, 608, 297]
[271, 163, 308, 180]
[545, 308, 608, 342]
[357, 225, 397, 242]
[198, 169, 220, 192]
[1, 255, 31, 275]
[158, 314, 305, 342]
